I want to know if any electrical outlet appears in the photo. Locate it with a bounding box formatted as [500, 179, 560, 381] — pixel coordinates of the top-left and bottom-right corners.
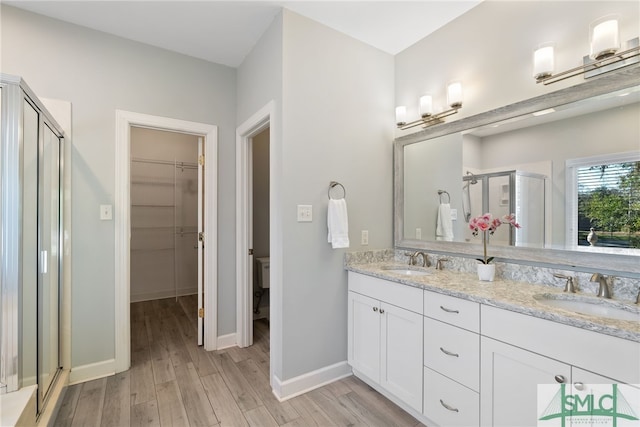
[450, 209, 458, 221]
[100, 204, 113, 221]
[297, 205, 312, 222]
[416, 228, 422, 239]
[361, 230, 369, 245]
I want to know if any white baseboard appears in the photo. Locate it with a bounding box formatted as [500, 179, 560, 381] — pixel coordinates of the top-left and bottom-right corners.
[69, 359, 115, 385]
[217, 333, 236, 350]
[272, 361, 352, 401]
[130, 288, 197, 303]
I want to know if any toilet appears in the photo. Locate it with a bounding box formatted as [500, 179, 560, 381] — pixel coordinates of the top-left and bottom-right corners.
[256, 257, 270, 289]
[254, 257, 270, 318]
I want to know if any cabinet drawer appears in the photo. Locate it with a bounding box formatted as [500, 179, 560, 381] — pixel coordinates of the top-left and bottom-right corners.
[424, 317, 479, 391]
[348, 272, 423, 314]
[424, 367, 479, 427]
[424, 291, 479, 333]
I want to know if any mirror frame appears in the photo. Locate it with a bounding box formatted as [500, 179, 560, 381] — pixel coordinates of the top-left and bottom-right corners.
[394, 65, 640, 276]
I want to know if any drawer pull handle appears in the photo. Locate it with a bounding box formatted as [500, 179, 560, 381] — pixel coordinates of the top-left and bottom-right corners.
[555, 375, 566, 384]
[379, 308, 385, 314]
[440, 347, 459, 357]
[440, 399, 459, 413]
[574, 382, 584, 391]
[373, 307, 378, 312]
[440, 305, 459, 314]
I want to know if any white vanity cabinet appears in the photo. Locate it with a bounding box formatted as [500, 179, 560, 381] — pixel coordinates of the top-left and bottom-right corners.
[423, 291, 480, 427]
[347, 272, 423, 412]
[480, 336, 571, 427]
[346, 269, 640, 427]
[480, 305, 640, 427]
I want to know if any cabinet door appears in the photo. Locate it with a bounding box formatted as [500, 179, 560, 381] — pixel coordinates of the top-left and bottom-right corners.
[348, 291, 381, 382]
[481, 337, 571, 427]
[380, 301, 423, 412]
[568, 368, 640, 427]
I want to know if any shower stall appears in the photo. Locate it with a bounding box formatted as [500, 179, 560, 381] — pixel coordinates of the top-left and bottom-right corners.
[0, 75, 66, 417]
[462, 170, 546, 247]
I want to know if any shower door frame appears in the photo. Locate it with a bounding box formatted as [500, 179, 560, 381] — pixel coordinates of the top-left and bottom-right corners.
[0, 75, 68, 416]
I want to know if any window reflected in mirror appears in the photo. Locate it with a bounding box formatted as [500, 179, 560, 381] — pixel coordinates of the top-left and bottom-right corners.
[576, 159, 640, 249]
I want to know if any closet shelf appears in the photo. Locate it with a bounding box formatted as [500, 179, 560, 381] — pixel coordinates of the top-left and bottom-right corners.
[131, 180, 175, 186]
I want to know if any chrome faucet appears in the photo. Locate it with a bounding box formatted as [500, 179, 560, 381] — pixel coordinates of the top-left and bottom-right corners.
[553, 273, 576, 293]
[590, 273, 612, 299]
[407, 251, 429, 267]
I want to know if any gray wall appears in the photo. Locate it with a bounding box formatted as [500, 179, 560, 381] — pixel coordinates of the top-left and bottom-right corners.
[404, 133, 463, 241]
[1, 5, 237, 367]
[236, 9, 395, 382]
[280, 10, 394, 380]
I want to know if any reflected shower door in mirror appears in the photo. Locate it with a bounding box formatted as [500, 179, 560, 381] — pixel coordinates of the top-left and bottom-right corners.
[461, 171, 546, 247]
[400, 83, 640, 254]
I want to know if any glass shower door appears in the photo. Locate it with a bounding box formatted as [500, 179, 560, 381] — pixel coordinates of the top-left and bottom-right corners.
[22, 99, 39, 389]
[39, 123, 62, 402]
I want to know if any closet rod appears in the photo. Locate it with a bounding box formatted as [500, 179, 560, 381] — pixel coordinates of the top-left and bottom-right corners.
[132, 157, 198, 168]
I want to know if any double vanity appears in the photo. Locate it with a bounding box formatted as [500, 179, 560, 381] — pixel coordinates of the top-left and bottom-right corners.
[345, 253, 640, 427]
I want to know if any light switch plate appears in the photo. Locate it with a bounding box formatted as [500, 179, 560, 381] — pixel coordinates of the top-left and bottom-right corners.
[100, 204, 113, 220]
[297, 205, 312, 222]
[450, 208, 458, 221]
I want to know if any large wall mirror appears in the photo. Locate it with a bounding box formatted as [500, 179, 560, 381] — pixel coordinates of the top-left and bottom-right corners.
[394, 66, 640, 274]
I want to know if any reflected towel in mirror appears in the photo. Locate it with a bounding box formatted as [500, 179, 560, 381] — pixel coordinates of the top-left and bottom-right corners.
[328, 198, 349, 249]
[436, 203, 454, 241]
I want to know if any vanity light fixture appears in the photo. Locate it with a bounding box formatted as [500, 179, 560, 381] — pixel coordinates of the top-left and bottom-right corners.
[396, 82, 463, 130]
[532, 108, 556, 117]
[534, 16, 639, 85]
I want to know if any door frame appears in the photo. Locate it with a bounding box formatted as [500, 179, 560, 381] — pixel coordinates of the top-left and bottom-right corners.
[236, 101, 280, 386]
[114, 110, 218, 372]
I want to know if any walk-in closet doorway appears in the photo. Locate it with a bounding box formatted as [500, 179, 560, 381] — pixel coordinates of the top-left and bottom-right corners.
[114, 111, 217, 374]
[130, 128, 200, 305]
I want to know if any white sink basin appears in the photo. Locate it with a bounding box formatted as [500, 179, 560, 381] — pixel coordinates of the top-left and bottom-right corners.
[534, 293, 640, 322]
[381, 266, 431, 277]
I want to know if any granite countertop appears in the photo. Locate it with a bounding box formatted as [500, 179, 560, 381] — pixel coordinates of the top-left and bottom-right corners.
[346, 262, 640, 343]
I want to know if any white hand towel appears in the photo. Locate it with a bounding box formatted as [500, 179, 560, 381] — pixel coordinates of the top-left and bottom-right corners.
[436, 203, 454, 242]
[327, 198, 349, 249]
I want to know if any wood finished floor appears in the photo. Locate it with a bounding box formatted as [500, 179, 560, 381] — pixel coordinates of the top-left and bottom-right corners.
[54, 295, 425, 427]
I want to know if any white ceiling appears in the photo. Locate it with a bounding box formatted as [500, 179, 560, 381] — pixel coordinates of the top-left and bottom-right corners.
[6, 1, 482, 68]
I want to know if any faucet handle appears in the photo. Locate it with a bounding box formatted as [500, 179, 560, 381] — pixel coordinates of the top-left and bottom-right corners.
[404, 252, 415, 265]
[436, 258, 449, 270]
[553, 274, 576, 293]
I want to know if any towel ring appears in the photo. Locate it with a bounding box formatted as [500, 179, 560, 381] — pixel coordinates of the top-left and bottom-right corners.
[328, 181, 346, 200]
[438, 190, 450, 204]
